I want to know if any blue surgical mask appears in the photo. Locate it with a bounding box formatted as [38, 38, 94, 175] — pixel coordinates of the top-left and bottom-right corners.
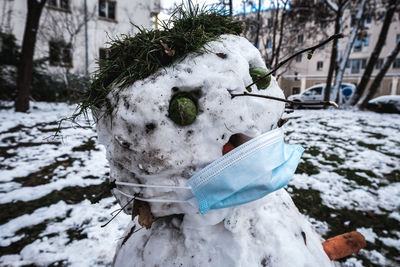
[113, 128, 304, 214]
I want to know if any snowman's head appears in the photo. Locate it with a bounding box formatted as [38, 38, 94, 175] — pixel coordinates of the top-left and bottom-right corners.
[92, 8, 286, 225]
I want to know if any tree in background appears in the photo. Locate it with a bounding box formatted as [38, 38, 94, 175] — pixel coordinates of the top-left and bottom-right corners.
[351, 0, 400, 105]
[242, 0, 325, 77]
[332, 0, 368, 104]
[322, 0, 349, 105]
[37, 3, 96, 102]
[15, 0, 47, 112]
[360, 40, 400, 108]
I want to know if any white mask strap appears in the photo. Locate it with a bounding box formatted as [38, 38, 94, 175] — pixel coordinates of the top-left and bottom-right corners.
[113, 188, 190, 203]
[115, 181, 191, 190]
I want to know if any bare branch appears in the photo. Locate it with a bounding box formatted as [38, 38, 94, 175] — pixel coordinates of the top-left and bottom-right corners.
[245, 33, 344, 90]
[230, 92, 339, 108]
[324, 0, 338, 12]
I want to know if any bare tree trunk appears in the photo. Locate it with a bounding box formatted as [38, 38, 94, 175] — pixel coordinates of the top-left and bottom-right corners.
[273, 0, 288, 68]
[255, 0, 262, 48]
[350, 0, 399, 105]
[269, 1, 280, 67]
[359, 41, 400, 109]
[324, 3, 343, 104]
[15, 0, 47, 112]
[333, 0, 367, 104]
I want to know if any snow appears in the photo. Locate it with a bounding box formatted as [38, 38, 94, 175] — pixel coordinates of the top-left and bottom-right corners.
[1, 101, 399, 266]
[356, 227, 377, 243]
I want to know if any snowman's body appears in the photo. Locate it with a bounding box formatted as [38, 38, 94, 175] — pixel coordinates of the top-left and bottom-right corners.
[96, 35, 333, 267]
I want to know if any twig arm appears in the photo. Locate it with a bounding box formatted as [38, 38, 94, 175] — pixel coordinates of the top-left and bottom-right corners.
[231, 92, 338, 108]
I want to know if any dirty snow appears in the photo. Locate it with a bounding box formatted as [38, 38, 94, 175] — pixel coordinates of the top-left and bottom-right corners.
[0, 101, 399, 266]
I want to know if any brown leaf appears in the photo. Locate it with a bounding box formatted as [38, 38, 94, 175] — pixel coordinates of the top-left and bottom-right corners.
[132, 199, 154, 229]
[160, 40, 175, 57]
[216, 53, 227, 59]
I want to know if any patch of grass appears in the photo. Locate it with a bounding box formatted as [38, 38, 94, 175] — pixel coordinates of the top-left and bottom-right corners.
[357, 140, 382, 150]
[48, 260, 69, 267]
[333, 168, 377, 187]
[72, 137, 98, 152]
[66, 226, 88, 245]
[383, 169, 400, 183]
[0, 141, 61, 160]
[295, 160, 320, 175]
[361, 131, 387, 140]
[305, 146, 320, 157]
[0, 181, 112, 225]
[0, 121, 59, 135]
[75, 3, 243, 118]
[289, 186, 400, 266]
[12, 155, 77, 186]
[321, 153, 345, 165]
[318, 121, 340, 131]
[0, 217, 64, 256]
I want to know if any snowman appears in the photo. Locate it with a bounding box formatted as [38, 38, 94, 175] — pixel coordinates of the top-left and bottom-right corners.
[87, 5, 364, 266]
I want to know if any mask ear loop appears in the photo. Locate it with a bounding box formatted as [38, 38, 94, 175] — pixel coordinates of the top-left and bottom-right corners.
[114, 188, 190, 203]
[115, 181, 191, 190]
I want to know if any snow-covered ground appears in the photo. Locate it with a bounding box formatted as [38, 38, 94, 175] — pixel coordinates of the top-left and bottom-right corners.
[0, 101, 399, 266]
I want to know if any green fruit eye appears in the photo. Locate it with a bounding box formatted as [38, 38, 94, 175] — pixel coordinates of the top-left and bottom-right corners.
[168, 95, 197, 126]
[249, 67, 271, 90]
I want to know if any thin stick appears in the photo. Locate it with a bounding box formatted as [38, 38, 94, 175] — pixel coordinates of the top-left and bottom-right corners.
[246, 33, 344, 90]
[101, 196, 135, 228]
[230, 91, 338, 108]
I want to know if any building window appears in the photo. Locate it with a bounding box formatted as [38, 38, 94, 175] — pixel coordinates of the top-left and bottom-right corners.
[364, 13, 372, 24]
[292, 87, 300, 95]
[297, 34, 303, 44]
[353, 35, 369, 52]
[49, 41, 72, 67]
[346, 58, 367, 73]
[350, 14, 356, 27]
[317, 61, 323, 71]
[393, 58, 400, 69]
[376, 58, 383, 69]
[99, 0, 116, 20]
[48, 0, 70, 10]
[295, 54, 302, 62]
[266, 38, 272, 49]
[267, 18, 273, 27]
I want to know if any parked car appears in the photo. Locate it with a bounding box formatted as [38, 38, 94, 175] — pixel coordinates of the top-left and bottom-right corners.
[287, 83, 356, 108]
[366, 95, 400, 114]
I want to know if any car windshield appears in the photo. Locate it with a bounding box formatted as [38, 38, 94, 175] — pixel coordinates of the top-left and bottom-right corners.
[305, 87, 322, 95]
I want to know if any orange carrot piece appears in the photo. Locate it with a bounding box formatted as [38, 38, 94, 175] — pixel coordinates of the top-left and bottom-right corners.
[322, 231, 366, 260]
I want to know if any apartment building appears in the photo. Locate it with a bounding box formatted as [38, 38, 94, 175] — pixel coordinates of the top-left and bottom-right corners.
[0, 0, 160, 75]
[241, 7, 400, 98]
